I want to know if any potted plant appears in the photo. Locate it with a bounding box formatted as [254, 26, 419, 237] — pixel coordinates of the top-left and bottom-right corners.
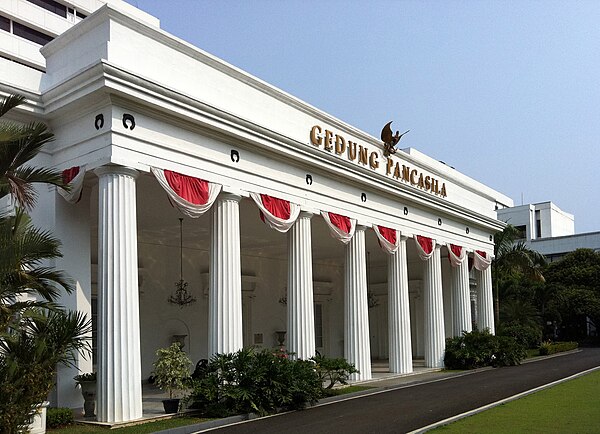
[73, 372, 96, 418]
[153, 343, 192, 413]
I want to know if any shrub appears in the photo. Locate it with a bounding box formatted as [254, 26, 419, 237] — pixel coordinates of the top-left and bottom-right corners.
[152, 343, 192, 399]
[311, 354, 359, 389]
[539, 341, 579, 355]
[46, 407, 74, 428]
[444, 329, 526, 370]
[497, 322, 543, 349]
[188, 348, 322, 417]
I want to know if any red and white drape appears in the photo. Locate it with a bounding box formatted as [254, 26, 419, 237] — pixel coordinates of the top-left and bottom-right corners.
[151, 167, 221, 218]
[448, 244, 467, 267]
[321, 211, 356, 244]
[249, 192, 300, 233]
[373, 224, 399, 254]
[415, 235, 435, 261]
[473, 250, 492, 271]
[58, 165, 85, 204]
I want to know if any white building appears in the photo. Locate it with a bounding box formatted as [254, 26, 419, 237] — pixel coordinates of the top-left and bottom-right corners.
[497, 201, 600, 262]
[1, 0, 512, 423]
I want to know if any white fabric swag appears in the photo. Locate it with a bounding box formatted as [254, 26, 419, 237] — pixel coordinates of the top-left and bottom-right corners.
[448, 244, 467, 267]
[373, 224, 400, 254]
[321, 211, 356, 244]
[249, 192, 301, 233]
[58, 165, 85, 204]
[151, 167, 222, 218]
[473, 250, 492, 271]
[414, 235, 436, 261]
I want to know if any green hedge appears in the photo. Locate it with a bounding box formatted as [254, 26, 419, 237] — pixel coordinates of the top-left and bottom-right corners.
[539, 341, 579, 355]
[46, 407, 73, 428]
[444, 329, 526, 369]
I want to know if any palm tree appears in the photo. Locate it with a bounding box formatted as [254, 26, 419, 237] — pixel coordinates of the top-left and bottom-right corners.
[0, 94, 90, 433]
[493, 224, 546, 325]
[0, 94, 62, 210]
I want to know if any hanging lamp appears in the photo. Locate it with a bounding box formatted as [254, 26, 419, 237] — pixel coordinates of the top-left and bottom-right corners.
[168, 218, 196, 308]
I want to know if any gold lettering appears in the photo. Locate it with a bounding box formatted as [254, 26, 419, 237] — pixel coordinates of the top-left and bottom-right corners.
[418, 173, 425, 189]
[324, 130, 334, 152]
[369, 152, 379, 169]
[386, 158, 394, 175]
[358, 145, 368, 165]
[335, 135, 346, 155]
[402, 165, 410, 182]
[424, 176, 431, 191]
[394, 162, 401, 179]
[310, 125, 322, 146]
[348, 141, 357, 160]
[433, 179, 439, 194]
[410, 169, 418, 185]
[440, 183, 447, 197]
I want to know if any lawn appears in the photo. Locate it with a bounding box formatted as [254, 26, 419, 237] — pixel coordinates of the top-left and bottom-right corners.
[431, 368, 600, 433]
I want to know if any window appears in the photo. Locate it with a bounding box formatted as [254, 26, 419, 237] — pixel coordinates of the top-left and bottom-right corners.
[0, 15, 9, 32]
[314, 303, 323, 348]
[12, 22, 53, 46]
[515, 225, 527, 239]
[535, 210, 542, 238]
[26, 0, 67, 18]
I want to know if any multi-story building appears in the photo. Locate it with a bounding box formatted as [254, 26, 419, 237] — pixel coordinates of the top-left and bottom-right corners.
[497, 201, 600, 262]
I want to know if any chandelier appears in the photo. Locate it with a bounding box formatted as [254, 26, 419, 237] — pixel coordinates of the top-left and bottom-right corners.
[168, 218, 196, 308]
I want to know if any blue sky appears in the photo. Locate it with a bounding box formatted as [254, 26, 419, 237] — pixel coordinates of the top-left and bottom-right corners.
[127, 0, 599, 233]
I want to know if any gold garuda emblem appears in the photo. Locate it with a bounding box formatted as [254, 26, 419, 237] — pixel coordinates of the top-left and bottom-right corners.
[381, 121, 409, 157]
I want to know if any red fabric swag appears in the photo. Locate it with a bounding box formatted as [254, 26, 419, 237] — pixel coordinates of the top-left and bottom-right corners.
[450, 244, 463, 257]
[260, 194, 291, 220]
[416, 235, 434, 255]
[378, 226, 397, 245]
[329, 212, 352, 234]
[62, 166, 80, 184]
[476, 250, 487, 258]
[164, 170, 209, 205]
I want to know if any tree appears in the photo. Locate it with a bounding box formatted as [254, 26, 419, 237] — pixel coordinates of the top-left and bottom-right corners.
[545, 249, 600, 340]
[0, 94, 91, 433]
[493, 224, 546, 326]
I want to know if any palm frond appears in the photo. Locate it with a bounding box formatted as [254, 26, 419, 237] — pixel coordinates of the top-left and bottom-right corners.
[0, 94, 25, 118]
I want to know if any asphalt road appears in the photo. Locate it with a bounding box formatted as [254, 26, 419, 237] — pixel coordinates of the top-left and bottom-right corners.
[205, 348, 600, 434]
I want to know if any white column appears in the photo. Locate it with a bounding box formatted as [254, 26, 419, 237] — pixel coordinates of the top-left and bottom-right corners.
[423, 245, 445, 368]
[95, 166, 142, 423]
[287, 211, 315, 359]
[388, 237, 413, 374]
[451, 259, 472, 337]
[476, 266, 495, 334]
[209, 193, 243, 356]
[344, 225, 371, 381]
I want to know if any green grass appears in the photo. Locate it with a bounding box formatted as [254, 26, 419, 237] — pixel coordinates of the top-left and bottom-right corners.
[526, 348, 541, 358]
[431, 369, 600, 433]
[48, 416, 208, 434]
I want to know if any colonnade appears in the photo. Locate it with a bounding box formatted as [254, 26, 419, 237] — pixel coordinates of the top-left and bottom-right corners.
[93, 166, 494, 422]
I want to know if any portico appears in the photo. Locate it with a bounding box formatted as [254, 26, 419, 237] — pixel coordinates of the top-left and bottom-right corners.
[21, 3, 509, 423]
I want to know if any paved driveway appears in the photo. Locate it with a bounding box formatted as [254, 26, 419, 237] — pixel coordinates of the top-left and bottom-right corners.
[202, 348, 600, 434]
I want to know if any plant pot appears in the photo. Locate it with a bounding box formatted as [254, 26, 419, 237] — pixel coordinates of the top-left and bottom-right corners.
[162, 398, 180, 414]
[28, 401, 49, 434]
[79, 381, 97, 417]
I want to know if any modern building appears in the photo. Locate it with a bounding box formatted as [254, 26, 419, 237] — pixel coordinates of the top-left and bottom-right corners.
[497, 201, 600, 262]
[1, 0, 512, 423]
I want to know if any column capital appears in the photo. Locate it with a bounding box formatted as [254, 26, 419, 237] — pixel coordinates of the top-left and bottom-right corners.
[355, 224, 368, 232]
[298, 210, 314, 219]
[219, 192, 243, 203]
[94, 165, 139, 179]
